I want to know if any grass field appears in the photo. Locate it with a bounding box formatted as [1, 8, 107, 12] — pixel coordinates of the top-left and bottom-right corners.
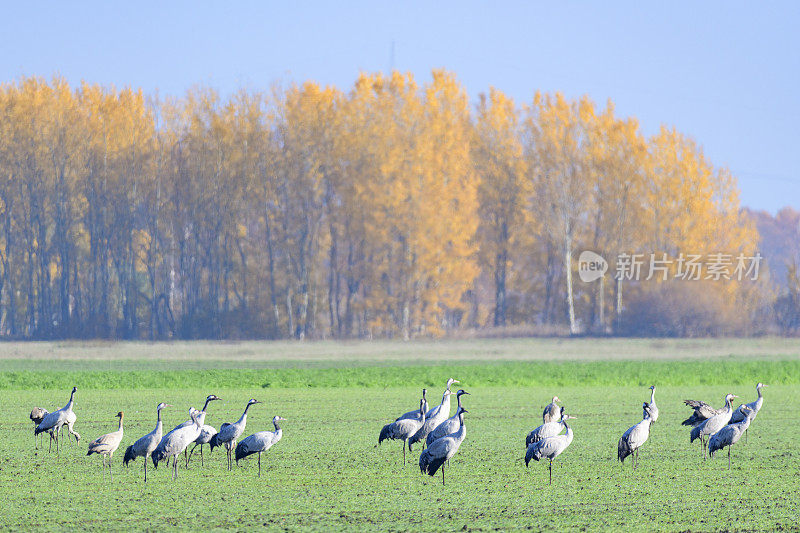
[1, 338, 799, 531]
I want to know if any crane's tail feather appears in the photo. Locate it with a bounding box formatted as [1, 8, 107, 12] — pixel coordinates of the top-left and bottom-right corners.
[378, 423, 392, 445]
[524, 442, 542, 467]
[123, 444, 136, 466]
[418, 450, 445, 476]
[234, 441, 251, 463]
[617, 437, 630, 463]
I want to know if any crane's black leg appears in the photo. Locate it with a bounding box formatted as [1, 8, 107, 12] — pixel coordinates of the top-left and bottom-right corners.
[548, 459, 552, 485]
[728, 447, 731, 469]
[258, 453, 262, 477]
[184, 449, 189, 469]
[144, 456, 148, 482]
[200, 444, 204, 466]
[403, 441, 406, 465]
[442, 465, 445, 486]
[109, 457, 113, 482]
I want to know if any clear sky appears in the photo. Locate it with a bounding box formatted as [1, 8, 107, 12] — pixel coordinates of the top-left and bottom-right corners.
[2, 1, 798, 213]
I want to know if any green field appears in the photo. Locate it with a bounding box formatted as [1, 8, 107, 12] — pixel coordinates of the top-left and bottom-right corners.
[1, 338, 799, 531]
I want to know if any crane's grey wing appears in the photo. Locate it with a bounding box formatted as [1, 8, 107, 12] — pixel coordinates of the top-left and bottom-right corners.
[626, 421, 650, 450]
[395, 409, 423, 422]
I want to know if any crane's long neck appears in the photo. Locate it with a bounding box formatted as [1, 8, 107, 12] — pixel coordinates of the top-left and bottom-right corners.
[563, 422, 574, 444]
[201, 398, 212, 412]
[237, 403, 253, 424]
[118, 417, 124, 432]
[456, 394, 463, 410]
[724, 397, 733, 412]
[455, 413, 466, 441]
[757, 386, 763, 399]
[650, 389, 656, 404]
[65, 390, 75, 410]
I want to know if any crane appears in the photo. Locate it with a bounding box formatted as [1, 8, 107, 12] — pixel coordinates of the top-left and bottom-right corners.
[235, 415, 286, 476]
[618, 403, 655, 469]
[419, 408, 467, 486]
[123, 402, 170, 482]
[87, 412, 124, 481]
[709, 405, 756, 468]
[408, 388, 456, 450]
[526, 406, 571, 447]
[35, 386, 77, 454]
[395, 389, 428, 421]
[188, 424, 218, 466]
[215, 399, 261, 471]
[426, 390, 469, 447]
[379, 399, 426, 465]
[729, 382, 766, 443]
[690, 393, 738, 459]
[646, 386, 659, 425]
[160, 394, 221, 469]
[152, 408, 204, 480]
[542, 396, 561, 423]
[525, 411, 576, 485]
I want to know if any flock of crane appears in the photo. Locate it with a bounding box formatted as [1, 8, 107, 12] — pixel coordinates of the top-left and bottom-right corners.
[377, 380, 767, 485]
[28, 380, 767, 485]
[30, 389, 284, 481]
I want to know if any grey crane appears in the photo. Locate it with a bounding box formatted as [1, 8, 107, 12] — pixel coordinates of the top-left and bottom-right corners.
[188, 424, 218, 466]
[526, 406, 572, 447]
[35, 386, 77, 454]
[216, 399, 261, 471]
[379, 399, 426, 465]
[709, 405, 756, 468]
[690, 393, 738, 458]
[525, 411, 576, 485]
[729, 382, 767, 443]
[395, 389, 429, 422]
[408, 385, 457, 451]
[646, 386, 659, 425]
[618, 403, 655, 469]
[542, 396, 561, 423]
[161, 394, 221, 469]
[87, 412, 124, 481]
[235, 415, 285, 476]
[123, 402, 170, 481]
[419, 408, 467, 486]
[152, 408, 204, 480]
[426, 391, 469, 447]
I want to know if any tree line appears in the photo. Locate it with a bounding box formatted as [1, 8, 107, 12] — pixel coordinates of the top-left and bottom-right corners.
[0, 72, 767, 340]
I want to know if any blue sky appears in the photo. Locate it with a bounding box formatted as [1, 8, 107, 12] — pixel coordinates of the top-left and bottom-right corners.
[2, 2, 798, 213]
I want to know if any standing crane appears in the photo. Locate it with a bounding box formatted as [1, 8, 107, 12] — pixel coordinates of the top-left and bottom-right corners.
[188, 424, 218, 466]
[123, 402, 170, 481]
[395, 389, 428, 421]
[618, 403, 655, 469]
[690, 393, 738, 458]
[426, 391, 469, 447]
[235, 415, 286, 476]
[87, 412, 124, 481]
[215, 399, 261, 471]
[152, 408, 204, 480]
[525, 411, 576, 485]
[709, 405, 756, 468]
[542, 396, 561, 423]
[408, 387, 456, 450]
[646, 386, 659, 425]
[419, 408, 467, 486]
[526, 406, 571, 447]
[729, 382, 766, 443]
[161, 394, 221, 468]
[35, 386, 78, 454]
[379, 399, 426, 465]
